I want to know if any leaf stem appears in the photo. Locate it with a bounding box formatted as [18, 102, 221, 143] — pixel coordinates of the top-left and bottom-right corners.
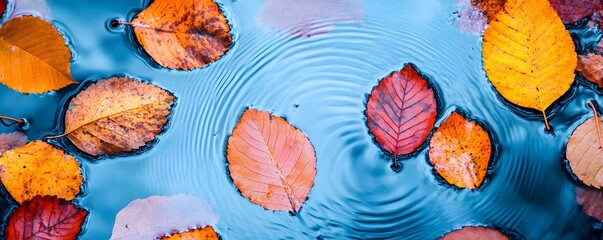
[111, 20, 146, 28]
[43, 133, 68, 142]
[542, 110, 551, 131]
[0, 115, 24, 126]
[588, 101, 603, 149]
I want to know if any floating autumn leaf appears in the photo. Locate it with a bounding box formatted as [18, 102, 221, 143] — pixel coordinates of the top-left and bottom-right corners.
[428, 112, 492, 189]
[577, 53, 603, 88]
[117, 0, 232, 70]
[452, 0, 488, 36]
[482, 0, 577, 130]
[111, 194, 219, 240]
[256, 0, 365, 38]
[5, 196, 88, 240]
[227, 109, 317, 212]
[440, 226, 509, 240]
[47, 77, 174, 156]
[0, 16, 75, 94]
[549, 0, 602, 24]
[566, 104, 603, 189]
[0, 0, 6, 18]
[0, 131, 27, 154]
[470, 0, 506, 21]
[576, 187, 603, 221]
[161, 226, 219, 240]
[0, 140, 82, 203]
[365, 64, 437, 167]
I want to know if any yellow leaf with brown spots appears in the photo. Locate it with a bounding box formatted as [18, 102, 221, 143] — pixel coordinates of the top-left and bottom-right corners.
[482, 0, 577, 130]
[127, 0, 232, 70]
[0, 140, 83, 203]
[0, 16, 76, 94]
[161, 226, 220, 240]
[428, 112, 492, 189]
[51, 77, 175, 156]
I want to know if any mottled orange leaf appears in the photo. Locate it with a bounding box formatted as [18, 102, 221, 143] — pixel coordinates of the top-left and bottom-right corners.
[577, 53, 603, 88]
[428, 112, 492, 189]
[256, 0, 365, 38]
[0, 131, 27, 154]
[440, 226, 509, 239]
[0, 16, 75, 94]
[226, 109, 317, 212]
[111, 195, 218, 240]
[0, 140, 82, 203]
[482, 0, 577, 131]
[566, 113, 603, 189]
[161, 226, 219, 240]
[549, 0, 602, 24]
[48, 77, 174, 156]
[125, 0, 232, 70]
[576, 187, 603, 221]
[5, 196, 88, 240]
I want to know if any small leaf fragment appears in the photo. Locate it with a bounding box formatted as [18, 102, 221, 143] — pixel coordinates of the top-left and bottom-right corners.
[428, 112, 492, 189]
[161, 226, 220, 240]
[57, 77, 175, 156]
[5, 196, 88, 240]
[226, 109, 317, 212]
[576, 187, 603, 221]
[0, 16, 75, 94]
[566, 115, 603, 189]
[470, 0, 506, 21]
[577, 53, 603, 88]
[0, 131, 27, 154]
[440, 226, 509, 239]
[0, 140, 83, 203]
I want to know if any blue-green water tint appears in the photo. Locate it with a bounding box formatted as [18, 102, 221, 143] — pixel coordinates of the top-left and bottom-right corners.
[0, 0, 601, 239]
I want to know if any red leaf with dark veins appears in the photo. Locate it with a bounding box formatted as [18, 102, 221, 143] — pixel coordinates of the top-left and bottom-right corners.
[365, 64, 438, 157]
[5, 196, 88, 240]
[549, 0, 602, 24]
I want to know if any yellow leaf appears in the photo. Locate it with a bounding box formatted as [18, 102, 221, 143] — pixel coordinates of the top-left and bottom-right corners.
[482, 0, 577, 130]
[0, 16, 75, 94]
[0, 140, 83, 203]
[48, 77, 175, 156]
[161, 226, 219, 240]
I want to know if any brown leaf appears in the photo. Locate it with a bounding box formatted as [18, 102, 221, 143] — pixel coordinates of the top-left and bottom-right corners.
[51, 77, 175, 156]
[440, 226, 509, 239]
[577, 53, 603, 88]
[576, 187, 603, 221]
[128, 0, 232, 70]
[226, 109, 317, 212]
[0, 140, 83, 203]
[566, 115, 603, 189]
[0, 131, 27, 154]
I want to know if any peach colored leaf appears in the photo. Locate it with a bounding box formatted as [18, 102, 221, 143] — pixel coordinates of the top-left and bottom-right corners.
[566, 115, 603, 189]
[226, 109, 317, 212]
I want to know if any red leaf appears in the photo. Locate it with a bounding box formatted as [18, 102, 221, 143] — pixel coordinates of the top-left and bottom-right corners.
[365, 64, 438, 157]
[440, 226, 509, 239]
[226, 109, 317, 212]
[0, 0, 6, 18]
[576, 187, 603, 222]
[549, 0, 602, 24]
[5, 196, 88, 240]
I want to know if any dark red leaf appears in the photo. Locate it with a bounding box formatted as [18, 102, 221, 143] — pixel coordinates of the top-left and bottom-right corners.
[549, 0, 602, 24]
[576, 187, 603, 222]
[0, 0, 6, 18]
[366, 64, 438, 157]
[5, 196, 88, 240]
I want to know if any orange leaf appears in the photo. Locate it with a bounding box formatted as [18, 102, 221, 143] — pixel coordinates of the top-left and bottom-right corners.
[226, 109, 317, 212]
[576, 187, 603, 222]
[0, 131, 27, 154]
[49, 77, 175, 156]
[128, 0, 232, 70]
[440, 226, 509, 239]
[5, 196, 88, 240]
[577, 53, 603, 88]
[0, 16, 75, 94]
[428, 112, 492, 189]
[566, 114, 603, 189]
[161, 226, 219, 240]
[0, 140, 83, 203]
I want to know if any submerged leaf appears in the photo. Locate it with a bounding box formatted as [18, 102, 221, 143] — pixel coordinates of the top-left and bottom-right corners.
[549, 0, 602, 24]
[56, 77, 174, 156]
[452, 0, 488, 36]
[440, 226, 509, 239]
[566, 115, 603, 189]
[0, 140, 83, 203]
[161, 226, 219, 240]
[428, 112, 492, 189]
[0, 16, 75, 93]
[0, 131, 27, 154]
[111, 194, 219, 240]
[5, 196, 88, 240]
[226, 109, 317, 212]
[577, 53, 603, 88]
[129, 0, 232, 70]
[470, 0, 506, 21]
[482, 0, 577, 130]
[365, 64, 437, 157]
[576, 187, 603, 221]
